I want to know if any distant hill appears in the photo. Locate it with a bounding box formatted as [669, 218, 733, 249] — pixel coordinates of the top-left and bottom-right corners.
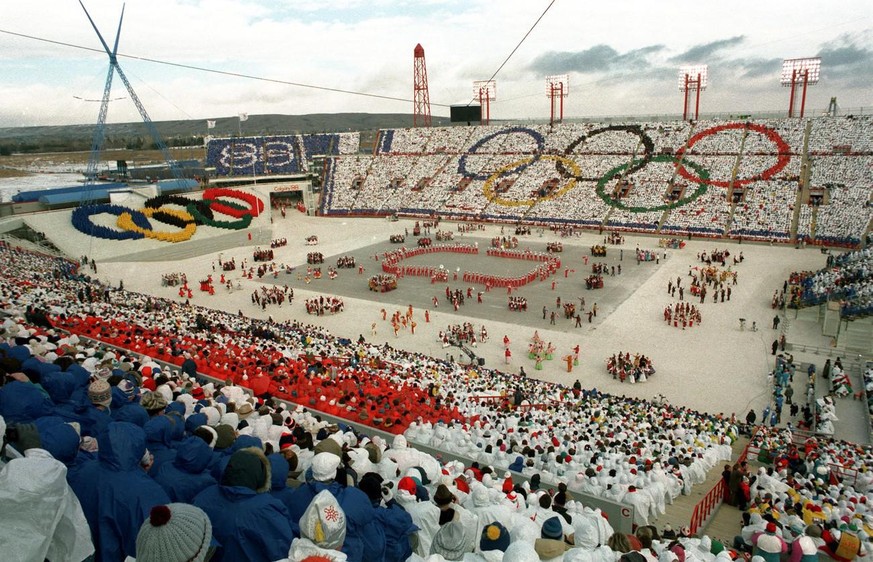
[0, 113, 455, 153]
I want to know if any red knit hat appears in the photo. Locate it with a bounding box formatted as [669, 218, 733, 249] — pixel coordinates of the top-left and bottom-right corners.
[397, 477, 417, 496]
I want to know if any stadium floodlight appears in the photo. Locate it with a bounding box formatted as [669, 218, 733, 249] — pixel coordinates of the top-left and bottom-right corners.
[545, 75, 569, 127]
[545, 74, 570, 96]
[473, 80, 496, 125]
[678, 64, 708, 121]
[678, 65, 709, 91]
[781, 58, 821, 85]
[473, 80, 497, 101]
[781, 57, 821, 118]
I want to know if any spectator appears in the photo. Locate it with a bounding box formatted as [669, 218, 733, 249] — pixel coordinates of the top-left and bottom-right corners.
[753, 522, 788, 562]
[92, 421, 172, 561]
[193, 446, 293, 562]
[152, 436, 217, 503]
[0, 438, 94, 562]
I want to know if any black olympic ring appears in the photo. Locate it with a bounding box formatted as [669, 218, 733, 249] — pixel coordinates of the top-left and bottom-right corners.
[555, 124, 655, 181]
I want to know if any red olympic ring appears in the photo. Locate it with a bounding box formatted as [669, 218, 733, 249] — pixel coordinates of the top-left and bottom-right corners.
[674, 123, 791, 188]
[203, 188, 265, 218]
[71, 189, 265, 242]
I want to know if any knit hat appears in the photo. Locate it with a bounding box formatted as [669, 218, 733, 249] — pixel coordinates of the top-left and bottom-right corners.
[313, 436, 342, 458]
[481, 521, 511, 552]
[279, 433, 295, 451]
[136, 503, 212, 562]
[299, 490, 347, 549]
[434, 484, 454, 506]
[357, 472, 384, 504]
[766, 522, 777, 533]
[141, 391, 168, 413]
[88, 379, 112, 407]
[365, 442, 382, 464]
[397, 476, 418, 497]
[430, 520, 471, 560]
[541, 516, 563, 540]
[311, 452, 341, 481]
[213, 424, 236, 450]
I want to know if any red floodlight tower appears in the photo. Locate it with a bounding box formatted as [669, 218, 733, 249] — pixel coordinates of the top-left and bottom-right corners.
[413, 44, 431, 127]
[781, 57, 820, 118]
[473, 80, 496, 125]
[678, 64, 708, 121]
[545, 75, 569, 127]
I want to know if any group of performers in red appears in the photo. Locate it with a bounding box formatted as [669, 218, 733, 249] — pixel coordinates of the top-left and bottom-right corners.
[664, 302, 702, 329]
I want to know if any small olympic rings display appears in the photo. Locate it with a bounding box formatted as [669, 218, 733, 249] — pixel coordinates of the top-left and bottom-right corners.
[71, 188, 265, 243]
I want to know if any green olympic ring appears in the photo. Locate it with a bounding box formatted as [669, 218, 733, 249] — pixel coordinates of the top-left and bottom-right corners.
[595, 154, 710, 213]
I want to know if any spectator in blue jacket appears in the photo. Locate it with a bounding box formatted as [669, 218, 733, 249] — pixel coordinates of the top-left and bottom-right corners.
[193, 446, 294, 562]
[93, 421, 171, 561]
[152, 436, 216, 503]
[144, 415, 177, 475]
[358, 471, 418, 562]
[268, 453, 297, 515]
[0, 378, 54, 423]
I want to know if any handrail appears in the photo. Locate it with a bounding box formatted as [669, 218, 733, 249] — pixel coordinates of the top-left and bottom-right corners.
[690, 427, 760, 535]
[689, 478, 726, 536]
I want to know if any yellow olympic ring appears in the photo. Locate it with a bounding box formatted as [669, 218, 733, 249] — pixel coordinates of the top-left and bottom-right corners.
[117, 207, 197, 243]
[483, 155, 579, 207]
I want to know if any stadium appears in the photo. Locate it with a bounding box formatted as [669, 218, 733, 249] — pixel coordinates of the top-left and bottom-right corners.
[0, 2, 871, 562]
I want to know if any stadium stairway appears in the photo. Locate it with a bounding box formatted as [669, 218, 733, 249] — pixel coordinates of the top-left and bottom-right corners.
[650, 435, 749, 543]
[838, 317, 873, 354]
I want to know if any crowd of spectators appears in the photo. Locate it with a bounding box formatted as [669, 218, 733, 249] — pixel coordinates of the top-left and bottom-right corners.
[320, 117, 871, 247]
[206, 132, 359, 177]
[731, 423, 873, 562]
[784, 247, 873, 319]
[2, 240, 873, 562]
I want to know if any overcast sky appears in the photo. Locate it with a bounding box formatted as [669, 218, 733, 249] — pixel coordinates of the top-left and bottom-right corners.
[1, 0, 871, 127]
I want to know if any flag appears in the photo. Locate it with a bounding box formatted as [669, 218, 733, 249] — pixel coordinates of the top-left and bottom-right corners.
[207, 120, 216, 129]
[238, 113, 248, 122]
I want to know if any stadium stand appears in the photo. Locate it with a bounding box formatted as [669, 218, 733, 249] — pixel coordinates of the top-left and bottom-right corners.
[1, 241, 871, 561]
[207, 132, 360, 177]
[785, 247, 873, 319]
[320, 117, 873, 248]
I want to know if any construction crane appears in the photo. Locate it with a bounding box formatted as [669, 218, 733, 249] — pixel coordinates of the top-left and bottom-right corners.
[79, 1, 184, 186]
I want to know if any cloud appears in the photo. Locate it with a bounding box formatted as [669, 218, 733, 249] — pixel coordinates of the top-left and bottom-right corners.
[669, 36, 745, 63]
[528, 44, 665, 75]
[815, 32, 873, 87]
[817, 33, 873, 67]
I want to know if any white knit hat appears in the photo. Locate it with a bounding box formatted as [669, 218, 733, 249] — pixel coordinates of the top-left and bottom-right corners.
[311, 452, 341, 481]
[136, 503, 212, 562]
